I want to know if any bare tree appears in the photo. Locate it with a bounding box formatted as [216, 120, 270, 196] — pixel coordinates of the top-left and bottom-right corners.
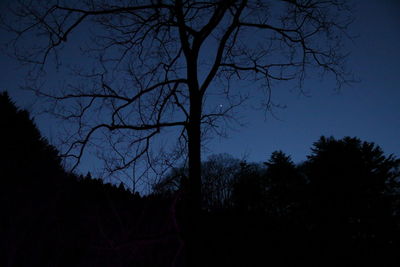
[153, 153, 242, 209]
[201, 153, 242, 210]
[3, 0, 352, 264]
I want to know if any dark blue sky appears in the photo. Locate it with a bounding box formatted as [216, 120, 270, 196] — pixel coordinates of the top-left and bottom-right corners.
[206, 0, 400, 163]
[1, 0, 399, 176]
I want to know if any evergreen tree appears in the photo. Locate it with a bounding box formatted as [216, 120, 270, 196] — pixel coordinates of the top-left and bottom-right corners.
[0, 91, 63, 185]
[304, 136, 400, 259]
[232, 162, 266, 213]
[264, 151, 305, 217]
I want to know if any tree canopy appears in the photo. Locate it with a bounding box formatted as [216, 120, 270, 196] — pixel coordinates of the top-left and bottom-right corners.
[3, 1, 354, 213]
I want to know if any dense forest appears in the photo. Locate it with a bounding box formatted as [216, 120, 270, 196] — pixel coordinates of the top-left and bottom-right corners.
[1, 91, 400, 266]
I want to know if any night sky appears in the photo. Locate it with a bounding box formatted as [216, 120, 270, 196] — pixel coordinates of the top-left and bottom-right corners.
[1, 0, 399, 178]
[200, 0, 400, 163]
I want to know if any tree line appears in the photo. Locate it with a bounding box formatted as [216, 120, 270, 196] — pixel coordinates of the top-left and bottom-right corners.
[2, 91, 400, 266]
[153, 133, 400, 265]
[155, 138, 400, 217]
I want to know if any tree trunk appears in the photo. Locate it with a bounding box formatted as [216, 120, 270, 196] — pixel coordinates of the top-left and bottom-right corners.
[187, 100, 202, 213]
[186, 91, 201, 266]
[184, 88, 202, 266]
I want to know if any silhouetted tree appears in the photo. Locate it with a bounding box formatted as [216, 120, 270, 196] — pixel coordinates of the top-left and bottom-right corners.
[153, 166, 187, 196]
[153, 153, 241, 210]
[4, 0, 354, 222]
[304, 136, 400, 262]
[264, 150, 305, 217]
[232, 161, 266, 213]
[5, 1, 355, 262]
[201, 153, 241, 210]
[0, 92, 63, 180]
